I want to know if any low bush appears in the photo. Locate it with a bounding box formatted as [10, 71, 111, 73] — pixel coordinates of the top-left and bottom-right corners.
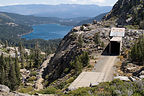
[65, 79, 144, 96]
[30, 71, 37, 76]
[28, 76, 37, 81]
[38, 87, 57, 94]
[18, 86, 33, 93]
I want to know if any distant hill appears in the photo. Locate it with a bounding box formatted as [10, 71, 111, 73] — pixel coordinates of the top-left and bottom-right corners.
[77, 13, 107, 26]
[0, 12, 90, 26]
[0, 4, 112, 18]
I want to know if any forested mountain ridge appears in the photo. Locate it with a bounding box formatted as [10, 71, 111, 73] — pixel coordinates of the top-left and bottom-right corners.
[0, 12, 61, 54]
[0, 4, 112, 18]
[0, 12, 89, 26]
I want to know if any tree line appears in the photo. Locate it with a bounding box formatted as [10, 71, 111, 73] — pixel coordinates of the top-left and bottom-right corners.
[0, 42, 45, 90]
[129, 35, 144, 65]
[0, 52, 20, 90]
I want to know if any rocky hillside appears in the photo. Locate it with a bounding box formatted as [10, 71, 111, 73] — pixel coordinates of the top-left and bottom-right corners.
[42, 0, 144, 88]
[43, 16, 144, 87]
[104, 0, 144, 29]
[43, 22, 110, 86]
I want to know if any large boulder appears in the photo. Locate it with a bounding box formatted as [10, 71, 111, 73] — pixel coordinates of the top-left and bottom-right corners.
[0, 84, 10, 92]
[114, 76, 130, 81]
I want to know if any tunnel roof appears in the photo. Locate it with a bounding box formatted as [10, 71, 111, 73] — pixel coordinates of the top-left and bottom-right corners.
[110, 37, 122, 42]
[110, 28, 125, 37]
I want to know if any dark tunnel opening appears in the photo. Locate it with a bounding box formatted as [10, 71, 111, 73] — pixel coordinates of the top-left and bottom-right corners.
[110, 41, 120, 55]
[102, 41, 120, 56]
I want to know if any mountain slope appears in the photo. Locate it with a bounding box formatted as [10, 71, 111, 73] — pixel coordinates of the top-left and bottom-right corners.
[0, 4, 112, 18]
[0, 12, 89, 26]
[0, 12, 33, 42]
[104, 0, 144, 29]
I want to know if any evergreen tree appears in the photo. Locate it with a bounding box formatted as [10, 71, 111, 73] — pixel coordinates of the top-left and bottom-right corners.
[34, 42, 42, 68]
[4, 58, 10, 86]
[81, 52, 90, 67]
[0, 67, 5, 84]
[14, 48, 21, 85]
[74, 57, 82, 74]
[0, 54, 5, 84]
[18, 42, 25, 68]
[94, 33, 100, 45]
[0, 53, 5, 84]
[130, 35, 144, 65]
[78, 34, 84, 47]
[9, 56, 17, 90]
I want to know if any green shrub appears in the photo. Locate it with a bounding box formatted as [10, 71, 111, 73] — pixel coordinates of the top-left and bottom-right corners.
[65, 79, 144, 96]
[30, 71, 37, 76]
[18, 86, 33, 93]
[38, 87, 57, 94]
[94, 33, 100, 45]
[28, 76, 37, 81]
[67, 87, 91, 96]
[129, 35, 144, 65]
[66, 77, 75, 84]
[56, 82, 67, 89]
[64, 68, 69, 74]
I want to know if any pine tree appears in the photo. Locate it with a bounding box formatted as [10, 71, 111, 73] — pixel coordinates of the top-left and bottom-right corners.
[0, 53, 5, 84]
[14, 48, 21, 85]
[130, 35, 144, 65]
[74, 57, 82, 74]
[18, 42, 25, 69]
[78, 34, 84, 47]
[9, 56, 17, 90]
[81, 52, 89, 67]
[0, 54, 5, 84]
[34, 42, 42, 68]
[4, 57, 10, 86]
[0, 67, 5, 84]
[94, 33, 100, 45]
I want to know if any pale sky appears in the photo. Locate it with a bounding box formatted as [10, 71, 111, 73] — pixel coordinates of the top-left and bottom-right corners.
[0, 0, 118, 6]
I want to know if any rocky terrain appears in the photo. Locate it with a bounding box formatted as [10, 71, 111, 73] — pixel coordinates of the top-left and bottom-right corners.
[43, 16, 144, 88]
[42, 1, 144, 89]
[104, 0, 144, 29]
[0, 0, 144, 95]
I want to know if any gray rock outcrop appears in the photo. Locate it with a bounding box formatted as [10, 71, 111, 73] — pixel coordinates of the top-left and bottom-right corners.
[0, 84, 10, 92]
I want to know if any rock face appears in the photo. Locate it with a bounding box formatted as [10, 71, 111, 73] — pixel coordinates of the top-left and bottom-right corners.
[104, 0, 144, 28]
[0, 84, 10, 92]
[42, 0, 144, 87]
[43, 20, 144, 86]
[43, 23, 111, 84]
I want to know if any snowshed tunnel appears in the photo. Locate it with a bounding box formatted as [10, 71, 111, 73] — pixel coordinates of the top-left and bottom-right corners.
[102, 41, 121, 55]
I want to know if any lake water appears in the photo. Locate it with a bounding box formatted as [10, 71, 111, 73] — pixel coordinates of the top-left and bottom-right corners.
[22, 24, 73, 40]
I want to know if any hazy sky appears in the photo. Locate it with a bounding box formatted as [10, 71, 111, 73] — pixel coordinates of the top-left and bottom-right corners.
[0, 0, 118, 6]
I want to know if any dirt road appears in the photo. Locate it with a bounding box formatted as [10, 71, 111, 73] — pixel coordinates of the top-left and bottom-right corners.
[35, 54, 54, 91]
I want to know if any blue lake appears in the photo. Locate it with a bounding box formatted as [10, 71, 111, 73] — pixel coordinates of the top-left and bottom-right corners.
[22, 24, 73, 40]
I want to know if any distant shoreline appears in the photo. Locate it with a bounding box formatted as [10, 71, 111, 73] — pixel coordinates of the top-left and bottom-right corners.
[18, 23, 73, 41]
[17, 30, 33, 37]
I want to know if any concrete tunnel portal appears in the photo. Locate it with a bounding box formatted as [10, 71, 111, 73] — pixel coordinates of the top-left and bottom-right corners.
[109, 41, 120, 55]
[102, 28, 125, 56]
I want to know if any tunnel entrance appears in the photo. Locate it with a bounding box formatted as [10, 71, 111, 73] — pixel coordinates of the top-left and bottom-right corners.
[110, 41, 120, 55]
[102, 28, 125, 56]
[102, 41, 120, 56]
